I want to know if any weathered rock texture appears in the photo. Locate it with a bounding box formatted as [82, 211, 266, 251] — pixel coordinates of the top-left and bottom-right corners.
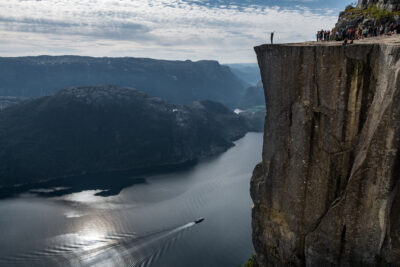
[336, 0, 400, 31]
[251, 40, 400, 266]
[358, 0, 400, 12]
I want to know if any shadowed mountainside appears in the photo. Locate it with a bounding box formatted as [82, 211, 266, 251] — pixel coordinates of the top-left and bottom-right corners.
[225, 63, 261, 86]
[0, 85, 250, 186]
[0, 96, 24, 111]
[239, 81, 265, 109]
[0, 56, 246, 108]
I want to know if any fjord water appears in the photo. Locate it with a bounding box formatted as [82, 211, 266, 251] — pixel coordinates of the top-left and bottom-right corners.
[0, 133, 262, 267]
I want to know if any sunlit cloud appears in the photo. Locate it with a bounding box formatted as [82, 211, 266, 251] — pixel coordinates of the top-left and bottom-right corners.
[0, 0, 344, 62]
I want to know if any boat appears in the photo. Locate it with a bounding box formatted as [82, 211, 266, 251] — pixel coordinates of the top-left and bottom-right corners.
[194, 217, 205, 224]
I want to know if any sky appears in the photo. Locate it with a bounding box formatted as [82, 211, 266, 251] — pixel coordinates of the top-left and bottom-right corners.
[0, 0, 354, 63]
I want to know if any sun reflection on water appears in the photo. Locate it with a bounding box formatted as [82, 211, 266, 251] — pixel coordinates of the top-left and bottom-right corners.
[60, 190, 107, 203]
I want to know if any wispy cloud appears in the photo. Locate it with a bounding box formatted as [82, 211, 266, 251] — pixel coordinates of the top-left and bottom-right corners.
[0, 0, 345, 62]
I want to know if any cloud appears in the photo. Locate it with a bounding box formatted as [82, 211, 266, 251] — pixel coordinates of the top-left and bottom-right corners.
[0, 0, 339, 62]
[0, 15, 150, 39]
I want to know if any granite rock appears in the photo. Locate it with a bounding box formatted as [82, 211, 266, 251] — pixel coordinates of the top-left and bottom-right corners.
[251, 41, 400, 266]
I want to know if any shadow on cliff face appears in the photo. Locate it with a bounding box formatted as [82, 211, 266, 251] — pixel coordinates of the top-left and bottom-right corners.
[0, 161, 197, 200]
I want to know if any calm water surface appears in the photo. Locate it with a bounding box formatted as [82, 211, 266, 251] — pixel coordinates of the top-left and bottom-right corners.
[0, 133, 262, 267]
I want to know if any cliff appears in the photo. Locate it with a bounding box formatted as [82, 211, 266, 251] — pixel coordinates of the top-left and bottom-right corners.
[358, 0, 400, 12]
[251, 36, 400, 266]
[0, 85, 249, 186]
[336, 0, 400, 30]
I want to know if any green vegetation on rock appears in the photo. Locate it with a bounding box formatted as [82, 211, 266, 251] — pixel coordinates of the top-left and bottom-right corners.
[240, 254, 256, 267]
[343, 5, 400, 21]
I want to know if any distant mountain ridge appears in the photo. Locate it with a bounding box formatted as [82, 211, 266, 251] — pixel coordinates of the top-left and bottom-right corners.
[239, 81, 265, 109]
[0, 85, 250, 186]
[0, 96, 24, 111]
[224, 63, 261, 86]
[0, 56, 245, 108]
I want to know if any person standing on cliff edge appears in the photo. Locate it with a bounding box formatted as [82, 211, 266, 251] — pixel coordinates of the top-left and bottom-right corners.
[271, 31, 275, 44]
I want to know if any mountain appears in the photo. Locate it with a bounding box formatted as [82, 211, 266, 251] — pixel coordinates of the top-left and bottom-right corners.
[236, 110, 265, 132]
[235, 81, 266, 132]
[225, 63, 261, 86]
[239, 81, 265, 109]
[0, 85, 249, 186]
[0, 96, 24, 111]
[0, 56, 245, 108]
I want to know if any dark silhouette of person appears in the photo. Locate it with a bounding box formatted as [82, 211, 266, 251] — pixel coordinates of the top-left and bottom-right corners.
[271, 32, 275, 44]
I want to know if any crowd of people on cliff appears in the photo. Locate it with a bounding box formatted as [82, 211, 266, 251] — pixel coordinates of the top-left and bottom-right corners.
[317, 23, 400, 43]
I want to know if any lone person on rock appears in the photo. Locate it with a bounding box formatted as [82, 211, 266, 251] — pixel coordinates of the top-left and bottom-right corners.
[271, 31, 275, 44]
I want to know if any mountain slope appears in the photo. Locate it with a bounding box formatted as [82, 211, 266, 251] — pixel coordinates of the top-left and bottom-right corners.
[239, 81, 265, 109]
[225, 63, 261, 86]
[0, 96, 24, 111]
[0, 85, 249, 186]
[0, 56, 245, 108]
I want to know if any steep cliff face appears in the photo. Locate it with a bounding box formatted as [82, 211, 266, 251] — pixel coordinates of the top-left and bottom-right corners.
[358, 0, 400, 12]
[251, 40, 400, 266]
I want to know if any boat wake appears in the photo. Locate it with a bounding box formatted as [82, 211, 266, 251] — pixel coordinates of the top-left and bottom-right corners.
[0, 221, 198, 267]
